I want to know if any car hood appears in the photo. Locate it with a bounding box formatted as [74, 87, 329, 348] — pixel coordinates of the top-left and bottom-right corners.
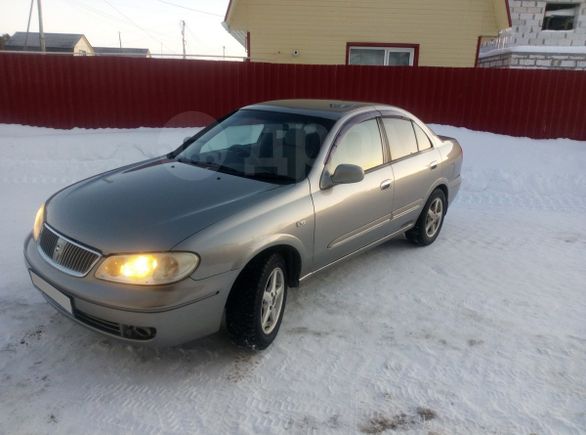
[46, 158, 280, 254]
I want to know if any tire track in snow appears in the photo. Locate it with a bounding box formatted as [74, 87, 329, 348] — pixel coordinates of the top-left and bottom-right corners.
[2, 125, 586, 434]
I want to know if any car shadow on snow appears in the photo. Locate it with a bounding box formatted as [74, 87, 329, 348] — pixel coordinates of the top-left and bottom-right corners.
[76, 238, 416, 370]
[9, 234, 425, 388]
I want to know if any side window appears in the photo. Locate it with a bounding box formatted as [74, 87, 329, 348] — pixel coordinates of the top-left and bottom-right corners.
[383, 118, 418, 160]
[413, 123, 433, 151]
[328, 119, 384, 172]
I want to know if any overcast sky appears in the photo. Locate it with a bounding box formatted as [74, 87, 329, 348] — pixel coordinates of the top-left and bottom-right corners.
[0, 0, 246, 57]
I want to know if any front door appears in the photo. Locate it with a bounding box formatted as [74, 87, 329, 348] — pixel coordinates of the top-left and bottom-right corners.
[311, 116, 394, 270]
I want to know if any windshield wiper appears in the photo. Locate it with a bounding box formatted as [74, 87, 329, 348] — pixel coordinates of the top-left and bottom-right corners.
[177, 157, 295, 183]
[176, 157, 242, 176]
[248, 171, 296, 184]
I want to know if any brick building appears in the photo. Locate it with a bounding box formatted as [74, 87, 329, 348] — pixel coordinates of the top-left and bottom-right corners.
[478, 0, 586, 69]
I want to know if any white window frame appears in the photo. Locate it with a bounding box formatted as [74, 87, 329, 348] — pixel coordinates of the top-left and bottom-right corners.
[348, 46, 415, 66]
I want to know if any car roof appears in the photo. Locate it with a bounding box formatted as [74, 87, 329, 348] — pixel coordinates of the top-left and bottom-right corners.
[243, 99, 404, 120]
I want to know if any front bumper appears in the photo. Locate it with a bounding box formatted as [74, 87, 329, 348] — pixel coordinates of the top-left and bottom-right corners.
[24, 234, 239, 347]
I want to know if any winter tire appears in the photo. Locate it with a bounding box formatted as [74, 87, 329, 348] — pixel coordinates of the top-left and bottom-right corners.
[406, 188, 447, 246]
[226, 253, 288, 350]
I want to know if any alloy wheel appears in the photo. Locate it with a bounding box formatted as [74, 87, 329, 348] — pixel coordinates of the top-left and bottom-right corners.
[425, 197, 444, 238]
[260, 267, 285, 334]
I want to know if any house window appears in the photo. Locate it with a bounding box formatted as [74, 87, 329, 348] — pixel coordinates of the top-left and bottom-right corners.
[542, 3, 579, 30]
[347, 44, 417, 66]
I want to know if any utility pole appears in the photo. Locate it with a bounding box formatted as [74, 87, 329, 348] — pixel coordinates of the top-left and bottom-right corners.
[37, 0, 46, 52]
[24, 0, 34, 50]
[118, 31, 122, 49]
[223, 45, 226, 59]
[180, 20, 186, 59]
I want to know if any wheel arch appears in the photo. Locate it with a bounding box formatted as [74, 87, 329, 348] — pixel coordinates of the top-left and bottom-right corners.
[427, 180, 449, 211]
[251, 244, 302, 288]
[435, 183, 448, 207]
[229, 242, 303, 300]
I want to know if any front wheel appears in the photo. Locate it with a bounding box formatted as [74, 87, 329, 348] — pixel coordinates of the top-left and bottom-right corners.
[225, 253, 288, 350]
[406, 189, 447, 246]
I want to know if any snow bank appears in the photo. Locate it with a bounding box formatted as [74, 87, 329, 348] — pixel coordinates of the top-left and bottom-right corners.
[0, 124, 585, 434]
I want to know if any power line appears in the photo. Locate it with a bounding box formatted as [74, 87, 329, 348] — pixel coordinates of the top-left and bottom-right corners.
[186, 24, 203, 46]
[156, 0, 223, 18]
[75, 0, 126, 23]
[101, 0, 175, 52]
[60, 0, 133, 31]
[75, 0, 175, 38]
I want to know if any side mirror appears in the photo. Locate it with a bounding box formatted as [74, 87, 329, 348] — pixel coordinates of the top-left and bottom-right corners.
[321, 164, 364, 189]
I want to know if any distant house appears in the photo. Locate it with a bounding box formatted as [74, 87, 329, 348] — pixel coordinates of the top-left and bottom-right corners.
[4, 32, 94, 55]
[94, 47, 151, 58]
[478, 1, 586, 69]
[223, 0, 511, 67]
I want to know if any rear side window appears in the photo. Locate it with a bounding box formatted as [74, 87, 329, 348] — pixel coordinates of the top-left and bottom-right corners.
[328, 119, 384, 172]
[382, 118, 418, 160]
[413, 123, 433, 151]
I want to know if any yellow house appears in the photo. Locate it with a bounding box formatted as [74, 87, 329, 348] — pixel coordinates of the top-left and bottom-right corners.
[224, 0, 511, 67]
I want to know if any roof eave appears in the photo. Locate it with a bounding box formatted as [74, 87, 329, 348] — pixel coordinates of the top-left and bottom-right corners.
[221, 21, 246, 48]
[224, 0, 237, 24]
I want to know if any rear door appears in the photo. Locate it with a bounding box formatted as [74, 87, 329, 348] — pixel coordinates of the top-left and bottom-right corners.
[380, 117, 442, 231]
[311, 114, 395, 270]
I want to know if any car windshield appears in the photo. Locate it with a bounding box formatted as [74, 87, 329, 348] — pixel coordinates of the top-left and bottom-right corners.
[174, 109, 335, 184]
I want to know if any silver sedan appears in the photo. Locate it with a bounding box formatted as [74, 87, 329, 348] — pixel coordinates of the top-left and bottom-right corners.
[24, 99, 463, 349]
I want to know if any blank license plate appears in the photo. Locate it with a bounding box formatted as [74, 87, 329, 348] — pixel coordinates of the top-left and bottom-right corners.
[30, 271, 73, 314]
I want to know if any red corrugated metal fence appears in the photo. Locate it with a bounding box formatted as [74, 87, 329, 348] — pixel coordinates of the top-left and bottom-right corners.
[0, 53, 584, 139]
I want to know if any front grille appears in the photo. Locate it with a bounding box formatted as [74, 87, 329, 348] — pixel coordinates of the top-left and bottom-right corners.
[38, 225, 100, 276]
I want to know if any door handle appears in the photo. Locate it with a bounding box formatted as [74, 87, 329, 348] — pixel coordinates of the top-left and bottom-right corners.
[380, 179, 393, 190]
[429, 160, 438, 170]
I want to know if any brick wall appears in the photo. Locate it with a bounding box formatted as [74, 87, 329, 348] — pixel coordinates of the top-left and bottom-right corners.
[509, 0, 586, 46]
[479, 50, 586, 69]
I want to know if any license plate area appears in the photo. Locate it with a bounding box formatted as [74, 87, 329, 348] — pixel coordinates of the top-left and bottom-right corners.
[29, 271, 73, 314]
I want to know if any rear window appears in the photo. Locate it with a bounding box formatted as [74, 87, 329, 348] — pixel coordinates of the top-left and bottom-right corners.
[382, 118, 418, 160]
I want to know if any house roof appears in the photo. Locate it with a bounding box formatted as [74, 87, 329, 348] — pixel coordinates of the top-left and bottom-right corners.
[5, 32, 85, 52]
[224, 0, 235, 22]
[94, 47, 151, 56]
[223, 0, 247, 47]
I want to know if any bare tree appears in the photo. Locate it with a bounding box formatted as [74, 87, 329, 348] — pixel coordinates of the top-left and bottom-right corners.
[0, 34, 10, 50]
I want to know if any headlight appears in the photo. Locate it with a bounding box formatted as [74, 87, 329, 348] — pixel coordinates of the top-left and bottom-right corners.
[33, 203, 45, 241]
[95, 252, 199, 285]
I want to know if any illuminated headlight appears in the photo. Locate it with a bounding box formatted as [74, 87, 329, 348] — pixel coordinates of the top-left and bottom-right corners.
[33, 203, 45, 241]
[95, 252, 199, 285]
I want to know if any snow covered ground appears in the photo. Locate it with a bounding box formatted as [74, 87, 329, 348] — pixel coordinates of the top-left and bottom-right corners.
[0, 123, 585, 435]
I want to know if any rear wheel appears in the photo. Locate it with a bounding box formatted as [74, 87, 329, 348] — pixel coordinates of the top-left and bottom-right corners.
[225, 253, 287, 350]
[406, 189, 447, 246]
